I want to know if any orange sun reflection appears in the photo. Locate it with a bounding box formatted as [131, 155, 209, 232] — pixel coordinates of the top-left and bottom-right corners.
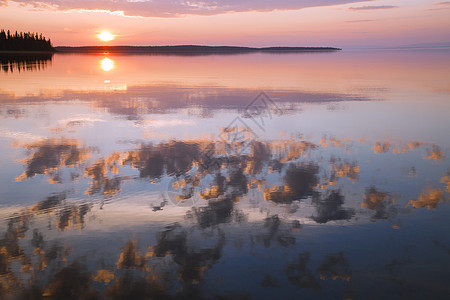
[100, 57, 115, 72]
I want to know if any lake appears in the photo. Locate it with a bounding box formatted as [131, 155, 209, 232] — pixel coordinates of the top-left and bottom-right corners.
[0, 49, 449, 299]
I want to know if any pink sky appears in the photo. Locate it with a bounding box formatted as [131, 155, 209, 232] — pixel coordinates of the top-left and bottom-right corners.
[0, 0, 449, 47]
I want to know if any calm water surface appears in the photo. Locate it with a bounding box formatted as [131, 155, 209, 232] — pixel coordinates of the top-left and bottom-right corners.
[0, 49, 449, 299]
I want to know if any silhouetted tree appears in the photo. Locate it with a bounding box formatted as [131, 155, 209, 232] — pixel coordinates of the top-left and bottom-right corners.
[0, 29, 54, 52]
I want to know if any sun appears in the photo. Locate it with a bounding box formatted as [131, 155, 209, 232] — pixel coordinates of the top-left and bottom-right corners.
[97, 31, 116, 42]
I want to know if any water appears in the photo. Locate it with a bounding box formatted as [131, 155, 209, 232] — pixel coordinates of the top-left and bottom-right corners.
[0, 49, 449, 299]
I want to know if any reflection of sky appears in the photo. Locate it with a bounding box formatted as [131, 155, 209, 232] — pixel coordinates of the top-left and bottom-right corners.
[1, 50, 449, 147]
[0, 50, 449, 299]
[1, 50, 450, 96]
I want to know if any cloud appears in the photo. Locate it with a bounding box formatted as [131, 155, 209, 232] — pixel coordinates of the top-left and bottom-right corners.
[345, 19, 375, 23]
[349, 5, 398, 11]
[427, 2, 450, 11]
[426, 7, 450, 11]
[5, 0, 373, 17]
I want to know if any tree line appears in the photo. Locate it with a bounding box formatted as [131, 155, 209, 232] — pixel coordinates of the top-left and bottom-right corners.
[0, 29, 54, 52]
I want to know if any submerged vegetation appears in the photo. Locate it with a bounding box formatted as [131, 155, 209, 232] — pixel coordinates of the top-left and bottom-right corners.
[0, 29, 54, 52]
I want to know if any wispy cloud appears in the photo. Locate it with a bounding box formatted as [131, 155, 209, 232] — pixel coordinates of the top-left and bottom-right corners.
[426, 2, 450, 11]
[5, 0, 373, 17]
[345, 19, 375, 23]
[426, 7, 450, 11]
[349, 5, 398, 11]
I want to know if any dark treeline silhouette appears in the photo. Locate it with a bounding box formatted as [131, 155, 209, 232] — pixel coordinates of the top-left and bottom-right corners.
[0, 29, 54, 52]
[0, 53, 53, 73]
[55, 45, 341, 55]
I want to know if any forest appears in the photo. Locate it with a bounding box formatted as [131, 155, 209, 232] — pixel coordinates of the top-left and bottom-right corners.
[0, 29, 54, 52]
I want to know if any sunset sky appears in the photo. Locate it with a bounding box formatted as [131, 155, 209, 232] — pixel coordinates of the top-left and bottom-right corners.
[0, 0, 449, 47]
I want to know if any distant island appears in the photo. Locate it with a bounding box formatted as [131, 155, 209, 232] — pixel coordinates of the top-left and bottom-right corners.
[1, 29, 340, 54]
[0, 29, 341, 55]
[0, 29, 55, 52]
[54, 45, 341, 55]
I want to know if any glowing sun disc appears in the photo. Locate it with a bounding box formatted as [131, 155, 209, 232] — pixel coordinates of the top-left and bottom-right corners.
[97, 31, 115, 42]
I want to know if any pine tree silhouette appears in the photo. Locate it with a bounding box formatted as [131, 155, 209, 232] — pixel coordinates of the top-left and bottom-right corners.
[0, 29, 55, 52]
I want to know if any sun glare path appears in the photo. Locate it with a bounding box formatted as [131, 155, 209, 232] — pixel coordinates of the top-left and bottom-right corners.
[97, 31, 115, 42]
[100, 57, 115, 72]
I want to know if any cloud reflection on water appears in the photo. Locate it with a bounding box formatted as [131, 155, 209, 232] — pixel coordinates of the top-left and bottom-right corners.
[1, 51, 449, 298]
